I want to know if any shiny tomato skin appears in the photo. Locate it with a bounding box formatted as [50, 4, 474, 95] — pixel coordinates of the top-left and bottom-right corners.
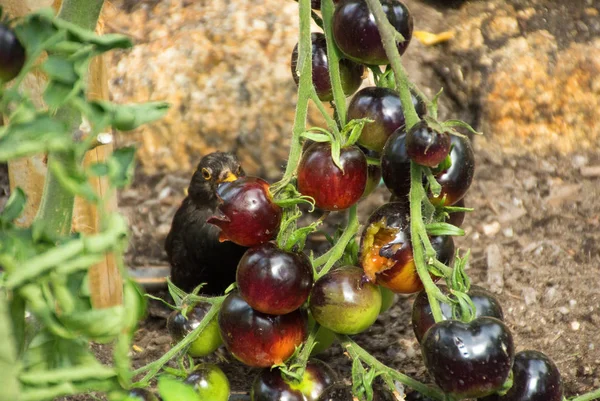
[297, 142, 367, 211]
[0, 24, 26, 82]
[348, 87, 406, 153]
[309, 266, 382, 335]
[291, 33, 364, 102]
[311, 0, 339, 10]
[406, 120, 452, 167]
[479, 350, 563, 401]
[208, 176, 282, 247]
[127, 389, 160, 401]
[251, 359, 337, 401]
[218, 292, 308, 367]
[421, 317, 515, 399]
[412, 284, 504, 343]
[185, 363, 230, 401]
[430, 134, 475, 206]
[237, 242, 314, 315]
[166, 303, 223, 357]
[333, 0, 413, 65]
[381, 128, 411, 203]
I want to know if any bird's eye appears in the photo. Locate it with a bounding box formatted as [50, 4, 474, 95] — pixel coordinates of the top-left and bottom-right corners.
[236, 166, 243, 176]
[201, 168, 212, 180]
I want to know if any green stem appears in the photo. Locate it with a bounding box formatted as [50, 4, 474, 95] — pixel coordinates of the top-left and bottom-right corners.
[131, 298, 225, 386]
[0, 290, 20, 401]
[21, 379, 116, 401]
[364, 0, 419, 130]
[321, 0, 347, 127]
[283, 323, 320, 382]
[571, 389, 600, 401]
[314, 205, 358, 279]
[19, 366, 116, 384]
[58, 0, 105, 30]
[409, 163, 444, 322]
[34, 1, 106, 236]
[309, 89, 339, 136]
[430, 259, 453, 277]
[272, 0, 312, 193]
[34, 152, 77, 237]
[338, 335, 445, 401]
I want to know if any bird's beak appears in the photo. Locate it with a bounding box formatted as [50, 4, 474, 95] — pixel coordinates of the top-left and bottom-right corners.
[217, 170, 238, 184]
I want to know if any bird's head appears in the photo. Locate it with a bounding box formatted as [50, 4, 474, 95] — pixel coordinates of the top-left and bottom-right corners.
[188, 152, 245, 206]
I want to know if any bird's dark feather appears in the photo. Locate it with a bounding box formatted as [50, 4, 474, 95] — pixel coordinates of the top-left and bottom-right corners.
[165, 152, 247, 295]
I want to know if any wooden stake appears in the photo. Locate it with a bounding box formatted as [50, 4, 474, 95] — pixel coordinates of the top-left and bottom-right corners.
[4, 0, 123, 307]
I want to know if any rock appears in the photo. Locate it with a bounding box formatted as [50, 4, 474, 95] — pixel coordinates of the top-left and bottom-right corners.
[521, 286, 538, 306]
[105, 0, 306, 179]
[432, 0, 600, 154]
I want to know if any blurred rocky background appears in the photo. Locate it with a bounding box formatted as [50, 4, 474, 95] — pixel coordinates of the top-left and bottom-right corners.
[106, 0, 600, 178]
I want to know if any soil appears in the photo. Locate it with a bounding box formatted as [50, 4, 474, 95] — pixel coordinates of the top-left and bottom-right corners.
[112, 144, 600, 400]
[1, 0, 599, 400]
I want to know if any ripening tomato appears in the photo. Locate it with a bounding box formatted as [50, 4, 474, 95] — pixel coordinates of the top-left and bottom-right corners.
[359, 202, 454, 294]
[309, 266, 382, 335]
[421, 317, 515, 399]
[218, 292, 307, 367]
[208, 176, 282, 246]
[166, 303, 223, 357]
[237, 242, 313, 315]
[251, 359, 337, 401]
[297, 142, 367, 211]
[332, 0, 413, 65]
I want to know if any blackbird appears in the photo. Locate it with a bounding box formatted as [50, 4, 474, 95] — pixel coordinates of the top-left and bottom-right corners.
[166, 152, 247, 295]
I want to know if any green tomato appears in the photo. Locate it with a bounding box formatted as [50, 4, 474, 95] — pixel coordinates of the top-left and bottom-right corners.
[309, 266, 382, 335]
[308, 315, 337, 355]
[166, 303, 223, 357]
[379, 287, 398, 314]
[185, 364, 230, 401]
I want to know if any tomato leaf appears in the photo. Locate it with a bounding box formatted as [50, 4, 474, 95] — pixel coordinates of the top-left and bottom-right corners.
[157, 376, 201, 401]
[331, 139, 343, 172]
[442, 119, 483, 136]
[42, 55, 78, 84]
[90, 100, 170, 131]
[0, 291, 20, 400]
[425, 222, 465, 237]
[299, 132, 331, 143]
[108, 146, 137, 188]
[0, 114, 70, 161]
[0, 188, 26, 228]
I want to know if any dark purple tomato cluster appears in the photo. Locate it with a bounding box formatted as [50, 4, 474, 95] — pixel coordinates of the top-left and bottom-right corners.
[348, 87, 427, 153]
[412, 285, 504, 343]
[411, 286, 563, 400]
[333, 0, 413, 65]
[217, 240, 313, 366]
[218, 291, 308, 367]
[382, 127, 475, 207]
[291, 33, 364, 102]
[0, 23, 26, 83]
